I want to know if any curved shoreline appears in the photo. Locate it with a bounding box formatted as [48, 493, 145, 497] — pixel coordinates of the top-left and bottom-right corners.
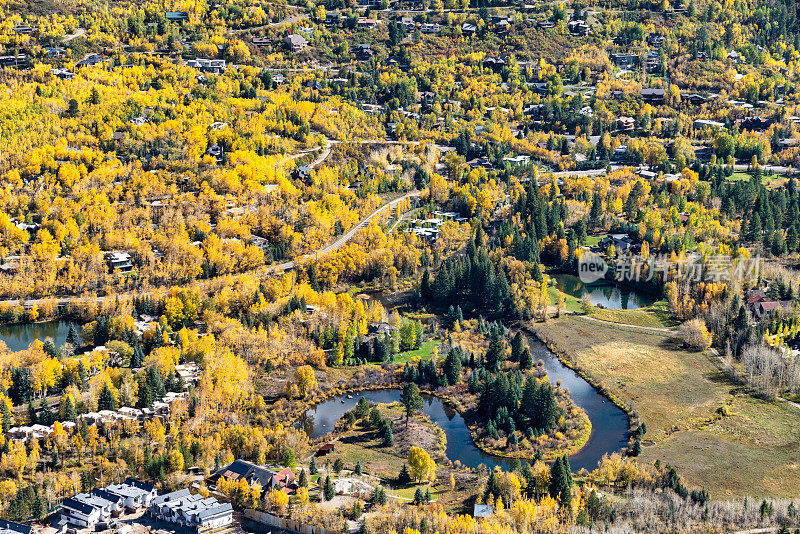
[291, 376, 594, 466]
[520, 324, 637, 448]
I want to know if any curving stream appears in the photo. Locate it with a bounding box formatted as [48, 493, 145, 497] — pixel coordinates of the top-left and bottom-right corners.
[296, 336, 629, 472]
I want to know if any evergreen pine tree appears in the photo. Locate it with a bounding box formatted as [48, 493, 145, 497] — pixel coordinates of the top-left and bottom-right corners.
[27, 401, 37, 424]
[67, 324, 80, 347]
[309, 456, 318, 475]
[323, 475, 335, 501]
[510, 332, 523, 361]
[98, 383, 117, 411]
[0, 400, 12, 432]
[398, 463, 411, 484]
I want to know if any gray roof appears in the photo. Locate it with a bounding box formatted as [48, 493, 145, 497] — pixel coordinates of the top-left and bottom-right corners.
[196, 503, 233, 521]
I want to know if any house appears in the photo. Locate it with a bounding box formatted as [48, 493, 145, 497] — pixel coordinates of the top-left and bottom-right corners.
[106, 251, 133, 273]
[461, 22, 477, 35]
[165, 11, 189, 21]
[44, 47, 67, 58]
[357, 17, 382, 29]
[326, 12, 341, 25]
[641, 88, 666, 105]
[208, 460, 297, 493]
[369, 321, 397, 335]
[0, 520, 32, 534]
[207, 143, 223, 159]
[752, 300, 793, 320]
[104, 479, 157, 510]
[73, 493, 116, 522]
[617, 116, 635, 131]
[568, 19, 590, 36]
[598, 234, 634, 254]
[252, 36, 270, 47]
[645, 51, 661, 72]
[537, 20, 556, 28]
[739, 116, 771, 131]
[51, 68, 74, 79]
[401, 16, 415, 32]
[473, 504, 494, 518]
[685, 93, 711, 105]
[13, 25, 34, 35]
[694, 145, 715, 161]
[149, 489, 233, 531]
[317, 443, 335, 456]
[284, 34, 308, 53]
[420, 22, 440, 34]
[611, 52, 639, 68]
[185, 58, 226, 74]
[294, 164, 312, 181]
[60, 497, 103, 529]
[693, 119, 725, 130]
[0, 55, 28, 68]
[76, 54, 104, 67]
[353, 43, 374, 59]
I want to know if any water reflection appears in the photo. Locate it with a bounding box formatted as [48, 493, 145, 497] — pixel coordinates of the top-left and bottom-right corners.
[552, 274, 657, 310]
[295, 338, 629, 472]
[0, 320, 79, 352]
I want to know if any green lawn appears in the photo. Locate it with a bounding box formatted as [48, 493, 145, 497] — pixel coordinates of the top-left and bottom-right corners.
[547, 287, 586, 314]
[585, 236, 602, 247]
[393, 340, 438, 364]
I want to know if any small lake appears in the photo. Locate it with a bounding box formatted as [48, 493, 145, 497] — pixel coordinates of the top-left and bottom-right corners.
[552, 273, 658, 310]
[296, 337, 629, 472]
[0, 320, 80, 352]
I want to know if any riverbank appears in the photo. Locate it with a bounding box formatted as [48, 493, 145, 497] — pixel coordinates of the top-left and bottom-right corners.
[292, 365, 596, 469]
[532, 315, 800, 498]
[521, 323, 638, 445]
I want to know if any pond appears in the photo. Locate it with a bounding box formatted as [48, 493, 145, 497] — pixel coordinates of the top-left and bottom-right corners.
[0, 320, 80, 352]
[295, 337, 630, 472]
[552, 273, 658, 310]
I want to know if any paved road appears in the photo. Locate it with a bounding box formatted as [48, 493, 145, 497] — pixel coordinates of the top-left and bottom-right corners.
[266, 190, 420, 273]
[0, 191, 419, 306]
[62, 28, 85, 42]
[227, 10, 307, 34]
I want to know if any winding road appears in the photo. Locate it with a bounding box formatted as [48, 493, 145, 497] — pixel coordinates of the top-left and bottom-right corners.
[0, 191, 419, 307]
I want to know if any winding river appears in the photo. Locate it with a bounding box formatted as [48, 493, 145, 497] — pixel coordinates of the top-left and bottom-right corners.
[296, 336, 629, 472]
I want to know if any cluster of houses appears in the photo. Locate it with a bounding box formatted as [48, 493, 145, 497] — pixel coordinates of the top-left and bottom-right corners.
[148, 488, 233, 531]
[6, 392, 189, 443]
[52, 479, 234, 534]
[53, 479, 158, 531]
[405, 211, 466, 242]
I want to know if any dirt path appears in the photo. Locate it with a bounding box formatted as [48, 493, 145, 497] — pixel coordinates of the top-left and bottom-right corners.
[577, 314, 675, 333]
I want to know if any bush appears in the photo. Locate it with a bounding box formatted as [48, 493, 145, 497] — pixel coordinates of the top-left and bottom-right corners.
[676, 318, 712, 350]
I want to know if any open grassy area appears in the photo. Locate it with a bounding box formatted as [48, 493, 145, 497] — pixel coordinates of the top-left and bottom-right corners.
[547, 286, 586, 314]
[586, 306, 668, 328]
[534, 316, 731, 441]
[639, 395, 800, 498]
[393, 340, 438, 364]
[728, 171, 788, 189]
[535, 315, 800, 498]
